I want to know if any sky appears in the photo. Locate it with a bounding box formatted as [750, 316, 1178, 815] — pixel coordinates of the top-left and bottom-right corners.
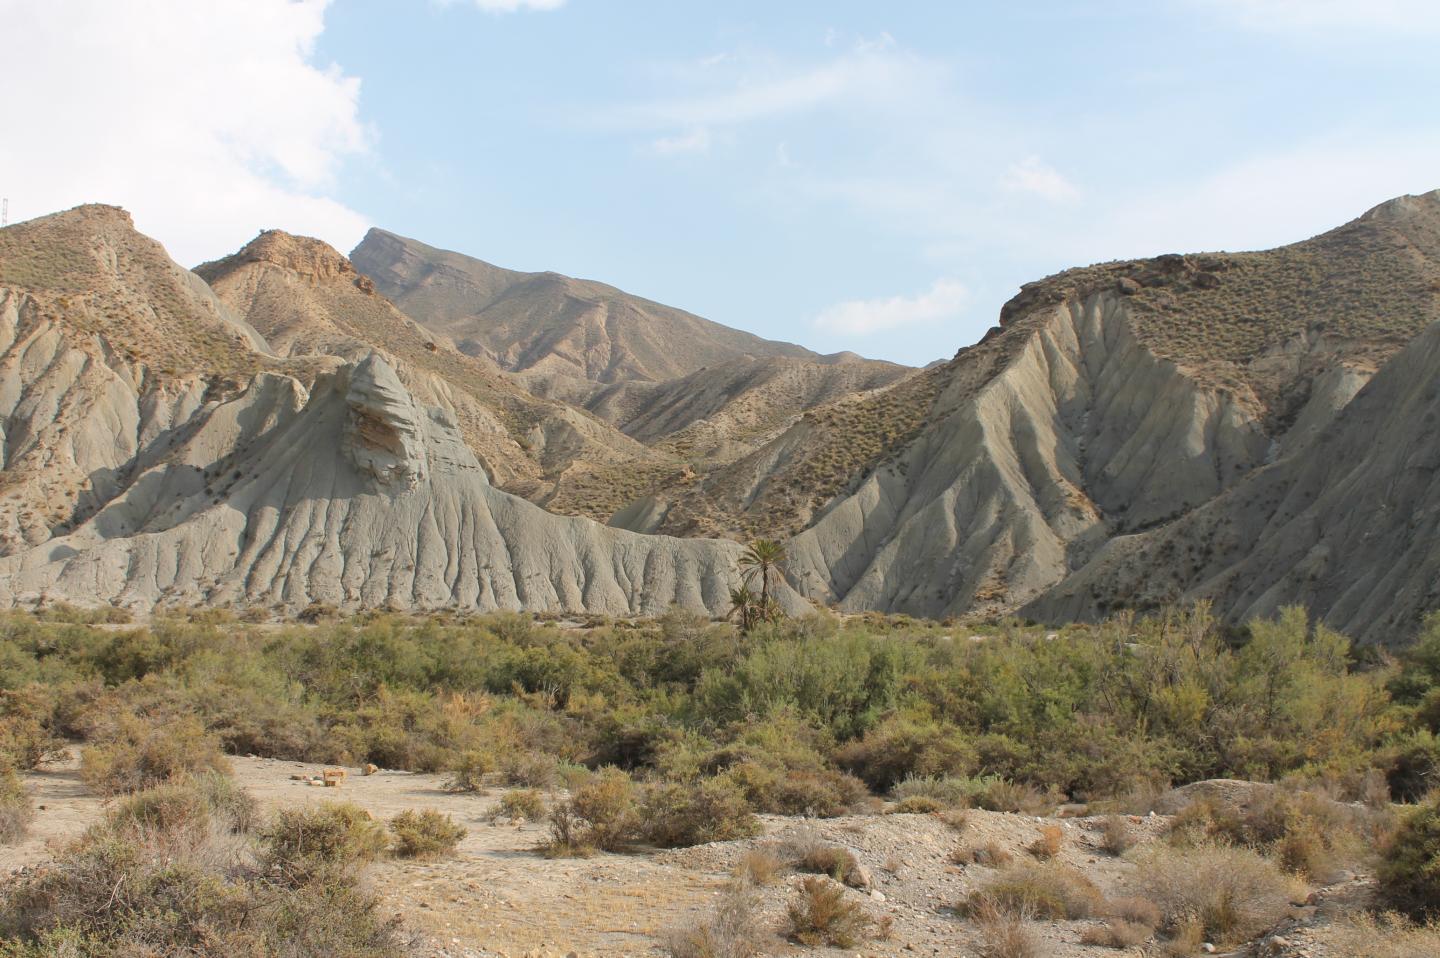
[2, 1, 1439, 366]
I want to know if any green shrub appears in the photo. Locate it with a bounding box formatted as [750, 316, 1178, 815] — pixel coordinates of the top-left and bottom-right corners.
[1166, 787, 1382, 880]
[1379, 795, 1440, 918]
[835, 713, 975, 790]
[498, 750, 563, 788]
[891, 774, 973, 808]
[80, 714, 229, 795]
[890, 795, 945, 814]
[389, 809, 466, 859]
[544, 767, 637, 856]
[109, 771, 257, 835]
[444, 749, 494, 792]
[260, 801, 388, 883]
[0, 781, 406, 956]
[719, 761, 863, 817]
[0, 686, 66, 770]
[492, 788, 545, 822]
[642, 777, 759, 847]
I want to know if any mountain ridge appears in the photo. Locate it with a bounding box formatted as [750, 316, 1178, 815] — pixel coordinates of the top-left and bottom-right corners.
[1, 193, 1438, 639]
[350, 227, 872, 390]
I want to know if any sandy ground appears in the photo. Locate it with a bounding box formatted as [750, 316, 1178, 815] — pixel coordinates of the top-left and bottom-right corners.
[1, 756, 1362, 958]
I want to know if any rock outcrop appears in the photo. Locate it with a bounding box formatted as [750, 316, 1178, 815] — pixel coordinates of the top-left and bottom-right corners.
[0, 351, 766, 616]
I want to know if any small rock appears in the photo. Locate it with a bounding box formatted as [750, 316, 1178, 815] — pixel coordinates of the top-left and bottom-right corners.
[1117, 276, 1142, 295]
[1201, 945, 1216, 954]
[845, 865, 873, 890]
[870, 890, 885, 902]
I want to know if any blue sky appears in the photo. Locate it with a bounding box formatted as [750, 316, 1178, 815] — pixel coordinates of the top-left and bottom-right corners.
[4, 1, 1439, 365]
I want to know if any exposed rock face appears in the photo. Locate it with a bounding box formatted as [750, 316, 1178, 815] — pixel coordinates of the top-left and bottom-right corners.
[347, 227, 910, 526]
[0, 207, 783, 617]
[786, 291, 1278, 617]
[344, 354, 427, 488]
[197, 229, 672, 517]
[786, 192, 1440, 639]
[0, 352, 767, 616]
[1029, 318, 1440, 644]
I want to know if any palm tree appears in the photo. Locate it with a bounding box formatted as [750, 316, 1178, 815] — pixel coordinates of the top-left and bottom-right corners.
[739, 538, 786, 619]
[728, 585, 758, 632]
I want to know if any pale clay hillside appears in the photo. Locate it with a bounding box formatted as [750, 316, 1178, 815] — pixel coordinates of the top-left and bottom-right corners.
[0, 194, 1436, 642]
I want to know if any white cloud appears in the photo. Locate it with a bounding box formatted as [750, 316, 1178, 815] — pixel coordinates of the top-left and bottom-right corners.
[651, 129, 712, 156]
[814, 280, 968, 336]
[1201, 0, 1440, 33]
[616, 38, 947, 131]
[0, 0, 370, 265]
[1001, 156, 1080, 203]
[444, 0, 565, 11]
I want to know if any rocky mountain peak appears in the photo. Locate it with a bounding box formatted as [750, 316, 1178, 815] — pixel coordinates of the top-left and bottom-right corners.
[1360, 188, 1440, 225]
[218, 229, 360, 286]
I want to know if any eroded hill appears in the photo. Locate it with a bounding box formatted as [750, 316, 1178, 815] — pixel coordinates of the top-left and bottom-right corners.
[0, 207, 780, 616]
[780, 191, 1440, 638]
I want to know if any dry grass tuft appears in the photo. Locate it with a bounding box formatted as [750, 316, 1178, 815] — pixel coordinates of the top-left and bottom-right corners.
[964, 862, 1103, 920]
[665, 887, 765, 958]
[1136, 843, 1302, 945]
[732, 847, 785, 887]
[1315, 913, 1440, 957]
[953, 840, 1013, 868]
[783, 827, 862, 885]
[1027, 824, 1063, 860]
[1099, 814, 1136, 856]
[1080, 919, 1152, 948]
[936, 808, 970, 832]
[1107, 895, 1162, 929]
[786, 876, 874, 948]
[973, 900, 1040, 958]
